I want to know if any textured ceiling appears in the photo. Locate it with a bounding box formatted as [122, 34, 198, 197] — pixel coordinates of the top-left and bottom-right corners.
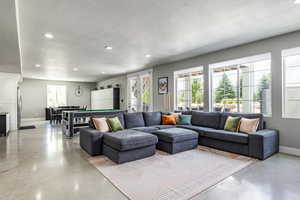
[17, 0, 300, 82]
[0, 0, 21, 74]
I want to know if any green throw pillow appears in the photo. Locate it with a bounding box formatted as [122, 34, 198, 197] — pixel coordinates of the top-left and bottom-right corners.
[107, 117, 124, 132]
[224, 116, 241, 132]
[178, 115, 192, 125]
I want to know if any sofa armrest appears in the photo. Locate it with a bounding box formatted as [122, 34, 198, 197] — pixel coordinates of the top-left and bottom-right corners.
[80, 128, 104, 156]
[248, 129, 279, 160]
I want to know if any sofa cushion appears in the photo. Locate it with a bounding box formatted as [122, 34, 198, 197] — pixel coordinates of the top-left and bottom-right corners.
[224, 116, 241, 132]
[162, 115, 177, 125]
[124, 112, 145, 129]
[107, 117, 124, 132]
[153, 128, 198, 143]
[239, 117, 260, 134]
[150, 125, 175, 129]
[131, 126, 159, 133]
[176, 125, 215, 136]
[143, 112, 161, 126]
[92, 118, 110, 132]
[191, 111, 221, 129]
[171, 112, 181, 123]
[103, 130, 158, 151]
[202, 129, 248, 144]
[220, 113, 263, 130]
[178, 115, 192, 125]
[92, 113, 125, 128]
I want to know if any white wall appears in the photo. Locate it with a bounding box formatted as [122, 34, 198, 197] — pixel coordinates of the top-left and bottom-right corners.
[20, 78, 96, 119]
[97, 75, 127, 110]
[152, 31, 300, 150]
[0, 72, 21, 130]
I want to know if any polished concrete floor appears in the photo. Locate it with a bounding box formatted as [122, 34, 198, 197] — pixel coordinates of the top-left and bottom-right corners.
[0, 121, 300, 200]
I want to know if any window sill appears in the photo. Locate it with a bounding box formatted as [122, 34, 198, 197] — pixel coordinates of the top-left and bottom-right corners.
[282, 115, 300, 120]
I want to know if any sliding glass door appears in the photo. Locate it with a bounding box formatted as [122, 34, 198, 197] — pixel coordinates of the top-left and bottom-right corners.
[128, 70, 152, 112]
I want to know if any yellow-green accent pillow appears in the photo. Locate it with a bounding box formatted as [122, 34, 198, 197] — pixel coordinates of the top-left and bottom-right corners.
[107, 117, 124, 132]
[224, 116, 241, 132]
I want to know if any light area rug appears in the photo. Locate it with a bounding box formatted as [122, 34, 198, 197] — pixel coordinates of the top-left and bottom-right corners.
[88, 146, 256, 200]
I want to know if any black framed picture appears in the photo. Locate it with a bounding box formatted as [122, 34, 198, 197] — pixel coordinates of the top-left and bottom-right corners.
[158, 77, 168, 94]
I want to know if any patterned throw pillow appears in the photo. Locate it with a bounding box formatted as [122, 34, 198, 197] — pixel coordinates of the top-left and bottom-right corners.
[171, 112, 181, 123]
[162, 115, 177, 125]
[92, 118, 110, 132]
[224, 116, 241, 132]
[239, 118, 260, 134]
[107, 117, 124, 132]
[178, 115, 192, 125]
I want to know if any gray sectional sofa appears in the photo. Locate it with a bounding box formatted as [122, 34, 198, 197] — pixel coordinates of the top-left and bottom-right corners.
[80, 111, 279, 164]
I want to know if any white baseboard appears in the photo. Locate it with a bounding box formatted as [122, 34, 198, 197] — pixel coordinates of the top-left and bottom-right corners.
[279, 146, 300, 157]
[21, 117, 45, 122]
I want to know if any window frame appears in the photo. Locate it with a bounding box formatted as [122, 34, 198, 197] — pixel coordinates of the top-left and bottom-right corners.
[209, 53, 272, 116]
[173, 66, 204, 111]
[127, 69, 153, 112]
[47, 85, 67, 107]
[282, 47, 300, 119]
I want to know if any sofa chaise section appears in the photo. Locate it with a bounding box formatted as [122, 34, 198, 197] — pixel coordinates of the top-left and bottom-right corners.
[80, 128, 104, 156]
[103, 129, 158, 164]
[179, 111, 279, 160]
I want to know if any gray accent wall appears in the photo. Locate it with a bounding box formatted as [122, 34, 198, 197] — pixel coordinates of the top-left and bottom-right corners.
[152, 31, 300, 149]
[20, 78, 96, 119]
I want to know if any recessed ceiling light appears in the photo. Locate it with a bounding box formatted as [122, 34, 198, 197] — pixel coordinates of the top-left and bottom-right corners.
[105, 46, 112, 50]
[73, 67, 79, 71]
[35, 64, 41, 68]
[145, 54, 152, 58]
[44, 33, 54, 39]
[295, 0, 300, 4]
[101, 72, 106, 74]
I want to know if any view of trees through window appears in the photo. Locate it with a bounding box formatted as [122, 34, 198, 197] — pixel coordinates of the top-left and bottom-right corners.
[128, 71, 152, 112]
[175, 67, 204, 110]
[211, 59, 271, 115]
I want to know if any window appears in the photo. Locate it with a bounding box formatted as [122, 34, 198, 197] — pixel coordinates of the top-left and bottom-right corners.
[282, 47, 300, 118]
[47, 85, 67, 107]
[127, 70, 152, 112]
[174, 67, 204, 110]
[210, 53, 271, 115]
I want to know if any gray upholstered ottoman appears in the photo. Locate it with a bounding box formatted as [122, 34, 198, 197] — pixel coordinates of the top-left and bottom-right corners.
[103, 129, 158, 164]
[152, 128, 198, 154]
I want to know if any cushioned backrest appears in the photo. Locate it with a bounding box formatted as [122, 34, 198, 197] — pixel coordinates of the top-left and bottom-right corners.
[124, 112, 145, 128]
[143, 112, 161, 126]
[219, 113, 264, 130]
[90, 113, 125, 128]
[175, 110, 193, 115]
[191, 111, 221, 129]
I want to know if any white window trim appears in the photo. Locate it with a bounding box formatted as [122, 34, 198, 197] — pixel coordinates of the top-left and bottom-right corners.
[210, 53, 271, 69]
[282, 47, 300, 119]
[127, 69, 153, 112]
[209, 53, 272, 116]
[47, 85, 67, 107]
[173, 66, 204, 110]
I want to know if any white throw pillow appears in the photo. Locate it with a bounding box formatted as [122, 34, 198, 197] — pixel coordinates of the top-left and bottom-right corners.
[92, 118, 110, 132]
[239, 118, 260, 134]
